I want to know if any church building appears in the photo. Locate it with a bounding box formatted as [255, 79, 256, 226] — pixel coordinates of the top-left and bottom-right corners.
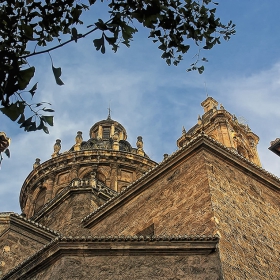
[0, 97, 279, 279]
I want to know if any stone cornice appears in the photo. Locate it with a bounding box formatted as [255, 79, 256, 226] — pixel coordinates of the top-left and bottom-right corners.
[82, 133, 280, 228]
[185, 109, 259, 140]
[2, 234, 219, 280]
[31, 180, 115, 222]
[0, 212, 60, 240]
[20, 149, 157, 210]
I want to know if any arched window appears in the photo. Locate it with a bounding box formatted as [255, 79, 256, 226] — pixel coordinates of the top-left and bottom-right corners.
[34, 188, 46, 212]
[102, 127, 110, 139]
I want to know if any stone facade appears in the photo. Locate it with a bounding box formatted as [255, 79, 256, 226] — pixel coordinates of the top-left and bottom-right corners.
[83, 151, 216, 236]
[205, 152, 280, 279]
[0, 213, 58, 277]
[177, 97, 261, 166]
[1, 99, 280, 279]
[2, 236, 221, 280]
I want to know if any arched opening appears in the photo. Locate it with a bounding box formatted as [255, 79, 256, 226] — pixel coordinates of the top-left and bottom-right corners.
[237, 145, 248, 159]
[34, 188, 46, 213]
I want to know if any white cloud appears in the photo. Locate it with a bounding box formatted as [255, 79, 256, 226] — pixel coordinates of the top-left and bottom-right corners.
[2, 3, 280, 214]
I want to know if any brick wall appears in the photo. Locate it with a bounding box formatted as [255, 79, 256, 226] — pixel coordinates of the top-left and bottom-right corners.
[36, 191, 98, 236]
[88, 152, 216, 236]
[205, 152, 280, 280]
[30, 253, 222, 280]
[0, 231, 45, 276]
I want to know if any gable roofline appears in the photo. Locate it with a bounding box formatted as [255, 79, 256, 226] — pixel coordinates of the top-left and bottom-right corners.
[0, 212, 60, 240]
[31, 179, 117, 222]
[2, 234, 219, 280]
[82, 133, 280, 228]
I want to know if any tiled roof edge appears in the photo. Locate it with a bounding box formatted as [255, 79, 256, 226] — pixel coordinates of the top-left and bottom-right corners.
[82, 133, 280, 224]
[9, 213, 61, 236]
[2, 233, 218, 279]
[58, 234, 219, 242]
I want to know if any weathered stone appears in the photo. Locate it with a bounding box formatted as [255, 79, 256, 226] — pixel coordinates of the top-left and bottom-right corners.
[1, 98, 280, 279]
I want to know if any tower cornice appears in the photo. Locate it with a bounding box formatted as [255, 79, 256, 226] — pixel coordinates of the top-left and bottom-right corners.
[20, 149, 157, 212]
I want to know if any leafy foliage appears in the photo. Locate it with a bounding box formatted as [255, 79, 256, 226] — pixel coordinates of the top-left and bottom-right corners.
[0, 0, 235, 132]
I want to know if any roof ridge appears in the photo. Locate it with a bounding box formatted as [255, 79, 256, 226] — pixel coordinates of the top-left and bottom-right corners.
[32, 178, 118, 221]
[2, 233, 218, 279]
[82, 133, 280, 224]
[9, 213, 61, 236]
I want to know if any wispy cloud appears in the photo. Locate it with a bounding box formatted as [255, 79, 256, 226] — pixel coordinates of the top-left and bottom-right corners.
[2, 2, 280, 213]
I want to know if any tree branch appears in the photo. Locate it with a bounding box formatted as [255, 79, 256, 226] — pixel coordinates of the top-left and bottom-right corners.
[20, 19, 113, 59]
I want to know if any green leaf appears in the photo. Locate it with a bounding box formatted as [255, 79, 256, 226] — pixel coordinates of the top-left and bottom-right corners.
[93, 35, 105, 54]
[104, 34, 117, 45]
[27, 123, 37, 132]
[18, 67, 35, 90]
[37, 120, 44, 130]
[95, 19, 108, 31]
[29, 83, 38, 97]
[198, 66, 204, 74]
[42, 115, 54, 126]
[52, 64, 64, 85]
[20, 116, 33, 129]
[4, 149, 10, 158]
[0, 102, 25, 121]
[17, 114, 25, 124]
[43, 126, 49, 134]
[22, 24, 33, 39]
[71, 27, 78, 42]
[42, 108, 55, 112]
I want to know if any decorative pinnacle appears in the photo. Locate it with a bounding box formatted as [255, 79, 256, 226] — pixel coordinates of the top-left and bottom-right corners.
[107, 106, 111, 120]
[182, 126, 186, 135]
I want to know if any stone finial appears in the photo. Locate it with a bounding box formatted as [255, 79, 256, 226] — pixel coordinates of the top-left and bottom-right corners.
[163, 154, 169, 160]
[136, 136, 144, 156]
[74, 131, 83, 151]
[136, 136, 143, 148]
[33, 158, 40, 169]
[201, 97, 218, 113]
[0, 132, 10, 153]
[198, 115, 202, 125]
[182, 126, 186, 135]
[220, 104, 224, 110]
[270, 138, 280, 147]
[75, 131, 83, 144]
[107, 107, 112, 120]
[89, 171, 97, 188]
[52, 139, 61, 158]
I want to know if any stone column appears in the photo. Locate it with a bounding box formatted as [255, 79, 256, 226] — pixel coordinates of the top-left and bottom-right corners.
[110, 163, 118, 191]
[214, 118, 232, 148]
[119, 131, 124, 140]
[110, 124, 115, 138]
[98, 125, 102, 139]
[112, 132, 119, 151]
[45, 176, 54, 203]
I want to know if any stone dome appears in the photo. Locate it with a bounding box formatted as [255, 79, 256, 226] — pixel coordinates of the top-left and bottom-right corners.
[69, 115, 150, 158]
[20, 114, 157, 218]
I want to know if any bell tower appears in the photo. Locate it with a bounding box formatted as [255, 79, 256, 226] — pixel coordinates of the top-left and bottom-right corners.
[177, 97, 261, 166]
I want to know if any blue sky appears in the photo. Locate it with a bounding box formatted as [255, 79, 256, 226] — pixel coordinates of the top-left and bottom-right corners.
[1, 1, 280, 213]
